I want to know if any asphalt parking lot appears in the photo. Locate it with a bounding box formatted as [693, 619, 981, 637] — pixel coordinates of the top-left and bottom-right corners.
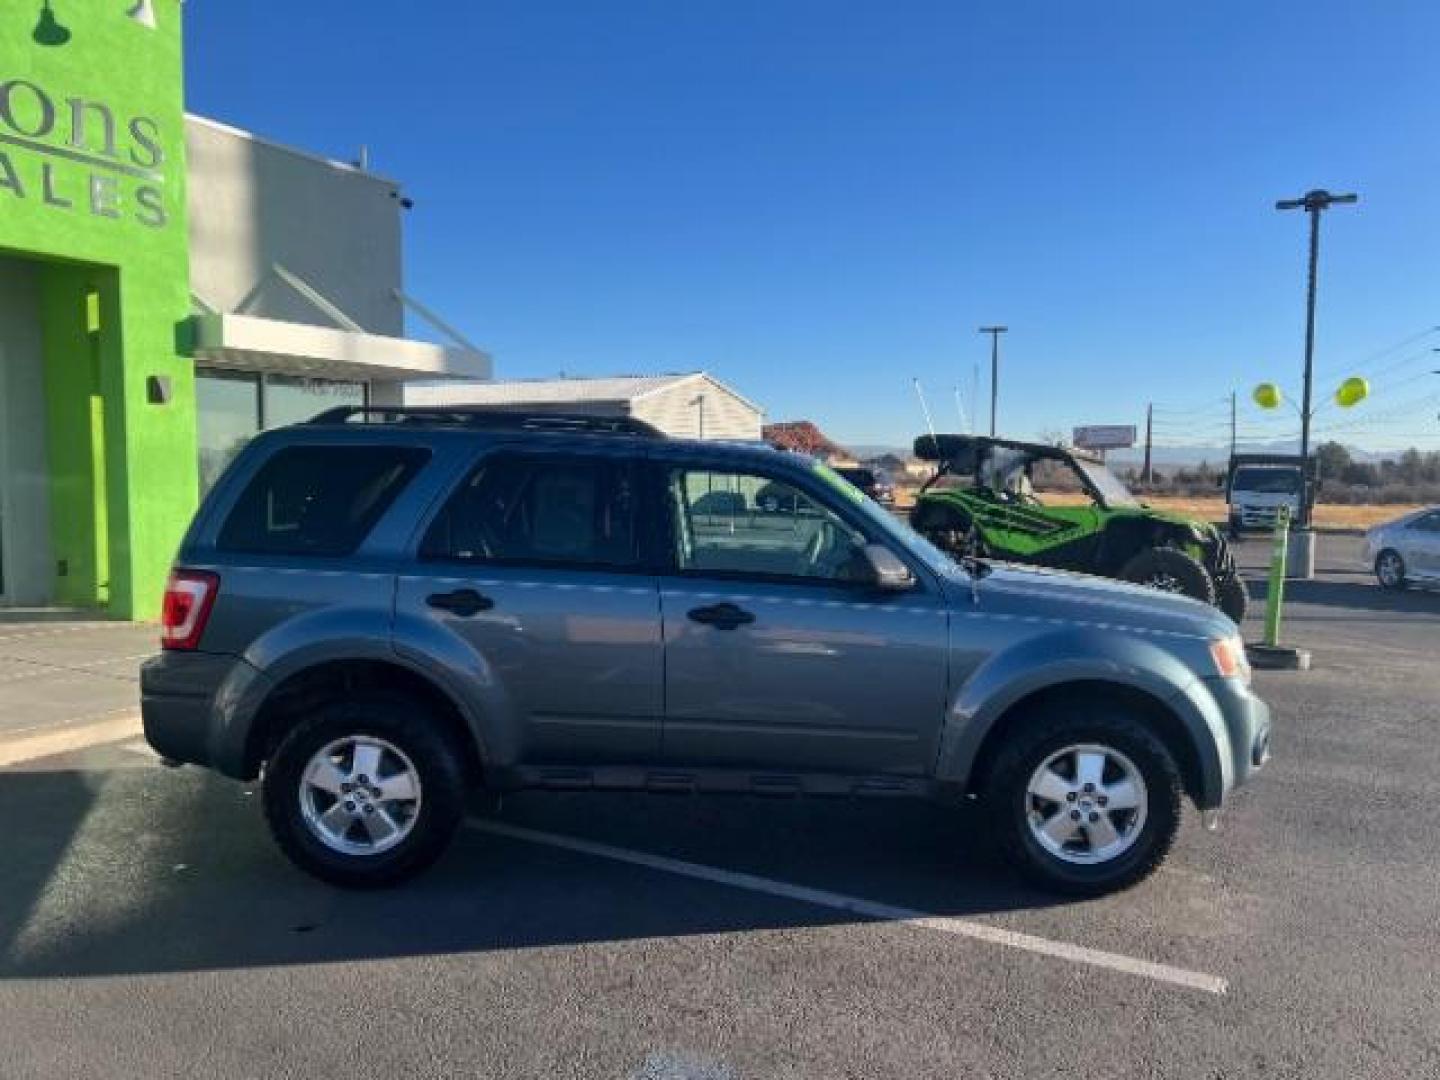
[2, 535, 1437, 1079]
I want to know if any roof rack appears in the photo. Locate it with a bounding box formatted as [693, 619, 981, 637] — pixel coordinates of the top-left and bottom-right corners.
[306, 406, 665, 438]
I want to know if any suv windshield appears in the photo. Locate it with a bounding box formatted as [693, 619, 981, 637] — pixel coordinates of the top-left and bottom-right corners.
[1232, 467, 1301, 494]
[1072, 457, 1141, 509]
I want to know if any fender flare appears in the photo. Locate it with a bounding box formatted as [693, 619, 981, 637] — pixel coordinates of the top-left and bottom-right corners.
[935, 627, 1233, 806]
[207, 607, 510, 778]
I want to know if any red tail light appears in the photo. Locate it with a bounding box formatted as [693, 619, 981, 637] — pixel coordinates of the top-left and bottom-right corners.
[161, 570, 220, 651]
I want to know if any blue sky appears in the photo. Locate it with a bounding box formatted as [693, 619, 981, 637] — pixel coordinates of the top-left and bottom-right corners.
[185, 2, 1440, 452]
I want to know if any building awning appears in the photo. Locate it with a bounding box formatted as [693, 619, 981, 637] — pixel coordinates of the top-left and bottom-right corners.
[191, 312, 491, 383]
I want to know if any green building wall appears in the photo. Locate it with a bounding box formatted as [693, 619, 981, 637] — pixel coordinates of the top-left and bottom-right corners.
[1, 0, 196, 619]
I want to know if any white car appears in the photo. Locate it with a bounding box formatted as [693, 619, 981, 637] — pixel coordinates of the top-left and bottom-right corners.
[1366, 507, 1440, 589]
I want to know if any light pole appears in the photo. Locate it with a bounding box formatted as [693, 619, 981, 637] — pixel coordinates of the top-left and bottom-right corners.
[1275, 188, 1357, 575]
[978, 326, 1007, 436]
[690, 394, 706, 439]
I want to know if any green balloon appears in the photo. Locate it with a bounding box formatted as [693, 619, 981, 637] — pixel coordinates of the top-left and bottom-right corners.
[1253, 383, 1282, 409]
[1335, 376, 1369, 408]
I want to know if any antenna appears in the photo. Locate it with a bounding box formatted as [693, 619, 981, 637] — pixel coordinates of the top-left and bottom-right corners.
[970, 363, 980, 434]
[953, 384, 969, 431]
[913, 378, 939, 444]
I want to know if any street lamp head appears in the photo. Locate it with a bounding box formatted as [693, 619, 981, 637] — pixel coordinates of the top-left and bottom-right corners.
[1276, 189, 1359, 212]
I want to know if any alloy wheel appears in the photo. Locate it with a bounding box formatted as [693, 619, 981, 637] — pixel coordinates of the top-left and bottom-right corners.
[1378, 553, 1403, 587]
[298, 736, 423, 856]
[1025, 743, 1148, 865]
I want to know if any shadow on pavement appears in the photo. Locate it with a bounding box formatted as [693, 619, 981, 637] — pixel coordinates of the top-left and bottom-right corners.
[1248, 576, 1440, 616]
[0, 762, 1060, 980]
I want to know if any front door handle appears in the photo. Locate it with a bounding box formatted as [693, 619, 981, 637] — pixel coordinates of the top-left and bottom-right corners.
[426, 588, 494, 617]
[687, 602, 755, 630]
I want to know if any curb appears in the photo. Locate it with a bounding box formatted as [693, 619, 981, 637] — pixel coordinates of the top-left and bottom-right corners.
[1246, 644, 1313, 671]
[0, 709, 142, 768]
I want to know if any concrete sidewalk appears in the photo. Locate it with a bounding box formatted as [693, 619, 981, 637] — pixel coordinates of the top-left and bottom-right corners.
[0, 613, 154, 742]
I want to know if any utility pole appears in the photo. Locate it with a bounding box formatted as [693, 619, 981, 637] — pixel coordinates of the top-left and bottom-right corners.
[1142, 403, 1154, 484]
[1229, 390, 1238, 460]
[978, 326, 1007, 436]
[1275, 190, 1357, 551]
[690, 394, 706, 439]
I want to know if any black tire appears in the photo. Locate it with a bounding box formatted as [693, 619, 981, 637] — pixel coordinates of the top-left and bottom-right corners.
[1118, 547, 1216, 606]
[983, 706, 1184, 896]
[1216, 571, 1250, 624]
[1375, 549, 1408, 590]
[910, 501, 972, 557]
[261, 692, 468, 888]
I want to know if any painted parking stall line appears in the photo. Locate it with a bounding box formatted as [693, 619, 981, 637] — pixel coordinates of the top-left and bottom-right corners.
[468, 819, 1229, 996]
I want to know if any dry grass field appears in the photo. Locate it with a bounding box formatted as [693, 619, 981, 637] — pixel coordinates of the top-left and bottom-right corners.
[892, 488, 1420, 530]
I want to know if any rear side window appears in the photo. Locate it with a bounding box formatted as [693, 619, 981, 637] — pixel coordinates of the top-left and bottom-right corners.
[217, 445, 429, 556]
[421, 453, 640, 569]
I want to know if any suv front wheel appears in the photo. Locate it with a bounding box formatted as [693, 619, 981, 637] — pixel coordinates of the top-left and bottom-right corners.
[984, 706, 1183, 896]
[262, 693, 467, 888]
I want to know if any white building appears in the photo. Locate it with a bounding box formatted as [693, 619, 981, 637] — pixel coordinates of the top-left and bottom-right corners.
[405, 372, 763, 440]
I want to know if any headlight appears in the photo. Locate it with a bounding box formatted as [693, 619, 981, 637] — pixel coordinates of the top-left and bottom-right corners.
[1209, 635, 1251, 684]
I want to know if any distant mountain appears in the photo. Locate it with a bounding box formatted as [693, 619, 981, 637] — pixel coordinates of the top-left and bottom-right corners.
[1108, 440, 1408, 468]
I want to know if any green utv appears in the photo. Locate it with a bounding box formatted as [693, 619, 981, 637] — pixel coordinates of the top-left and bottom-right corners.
[909, 435, 1249, 624]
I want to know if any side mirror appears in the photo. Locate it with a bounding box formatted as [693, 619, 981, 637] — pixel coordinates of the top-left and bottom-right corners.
[862, 543, 915, 592]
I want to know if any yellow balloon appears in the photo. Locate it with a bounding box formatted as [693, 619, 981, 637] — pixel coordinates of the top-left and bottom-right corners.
[1335, 376, 1369, 409]
[1253, 382, 1282, 410]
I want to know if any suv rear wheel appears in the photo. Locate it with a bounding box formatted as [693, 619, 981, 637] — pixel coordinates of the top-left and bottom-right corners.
[984, 706, 1183, 896]
[262, 693, 467, 888]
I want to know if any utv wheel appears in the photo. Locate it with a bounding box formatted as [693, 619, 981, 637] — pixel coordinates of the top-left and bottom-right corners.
[1216, 572, 1250, 624]
[984, 707, 1183, 896]
[1375, 549, 1408, 590]
[1119, 548, 1216, 606]
[262, 693, 467, 888]
[909, 503, 972, 557]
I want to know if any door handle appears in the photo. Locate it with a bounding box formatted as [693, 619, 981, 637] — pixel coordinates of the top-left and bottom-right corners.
[687, 602, 755, 630]
[426, 588, 494, 617]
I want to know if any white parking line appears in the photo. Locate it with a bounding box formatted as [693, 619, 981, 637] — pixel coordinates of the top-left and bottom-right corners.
[467, 819, 1228, 996]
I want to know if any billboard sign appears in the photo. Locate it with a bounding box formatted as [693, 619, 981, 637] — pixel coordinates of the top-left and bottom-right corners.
[1073, 425, 1137, 450]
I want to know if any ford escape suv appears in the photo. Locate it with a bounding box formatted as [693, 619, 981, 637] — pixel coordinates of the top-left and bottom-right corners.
[143, 408, 1271, 896]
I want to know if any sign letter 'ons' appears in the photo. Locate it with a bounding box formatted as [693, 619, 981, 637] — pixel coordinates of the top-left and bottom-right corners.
[0, 77, 168, 229]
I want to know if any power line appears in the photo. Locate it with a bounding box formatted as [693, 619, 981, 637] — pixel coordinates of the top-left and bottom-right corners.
[1315, 324, 1440, 382]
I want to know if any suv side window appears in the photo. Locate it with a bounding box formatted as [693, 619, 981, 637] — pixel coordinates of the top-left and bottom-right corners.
[1414, 512, 1440, 533]
[667, 468, 871, 583]
[216, 445, 429, 556]
[421, 453, 640, 569]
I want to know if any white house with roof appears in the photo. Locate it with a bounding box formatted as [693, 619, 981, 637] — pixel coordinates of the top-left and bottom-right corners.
[404, 372, 764, 440]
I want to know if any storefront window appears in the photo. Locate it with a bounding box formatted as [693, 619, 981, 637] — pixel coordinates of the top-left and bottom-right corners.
[196, 370, 368, 494]
[197, 371, 262, 495]
[264, 374, 366, 429]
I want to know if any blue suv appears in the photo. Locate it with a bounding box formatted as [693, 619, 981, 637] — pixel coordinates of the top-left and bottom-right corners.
[143, 408, 1270, 895]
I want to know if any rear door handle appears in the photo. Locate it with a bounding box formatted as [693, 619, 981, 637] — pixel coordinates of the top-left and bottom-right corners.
[687, 602, 755, 630]
[426, 588, 494, 617]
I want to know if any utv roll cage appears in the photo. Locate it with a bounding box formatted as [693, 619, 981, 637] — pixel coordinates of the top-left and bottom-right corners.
[913, 434, 1115, 507]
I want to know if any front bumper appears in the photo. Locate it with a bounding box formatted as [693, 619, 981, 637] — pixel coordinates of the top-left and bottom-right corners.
[1234, 506, 1284, 529]
[1204, 675, 1272, 793]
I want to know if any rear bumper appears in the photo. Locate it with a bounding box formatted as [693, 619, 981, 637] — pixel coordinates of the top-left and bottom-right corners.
[142, 651, 272, 779]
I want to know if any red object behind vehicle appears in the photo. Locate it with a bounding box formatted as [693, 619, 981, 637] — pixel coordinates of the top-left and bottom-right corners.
[160, 570, 220, 650]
